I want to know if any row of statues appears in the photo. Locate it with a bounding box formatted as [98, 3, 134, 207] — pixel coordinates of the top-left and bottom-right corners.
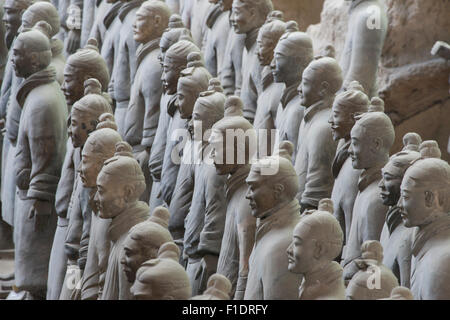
[0, 0, 448, 300]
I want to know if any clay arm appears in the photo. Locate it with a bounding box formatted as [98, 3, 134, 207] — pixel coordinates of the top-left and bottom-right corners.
[148, 105, 170, 181]
[127, 32, 138, 89]
[343, 196, 387, 280]
[159, 117, 187, 205]
[78, 184, 93, 270]
[168, 162, 195, 242]
[141, 60, 163, 149]
[203, 30, 218, 77]
[197, 170, 227, 257]
[5, 101, 21, 146]
[124, 85, 146, 148]
[342, 10, 386, 96]
[300, 123, 337, 208]
[235, 200, 256, 300]
[64, 183, 83, 264]
[54, 142, 76, 218]
[241, 65, 259, 123]
[0, 64, 12, 120]
[220, 35, 237, 96]
[26, 106, 65, 203]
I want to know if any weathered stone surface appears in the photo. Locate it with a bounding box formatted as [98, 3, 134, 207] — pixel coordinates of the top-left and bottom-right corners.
[272, 0, 324, 31]
[307, 0, 450, 160]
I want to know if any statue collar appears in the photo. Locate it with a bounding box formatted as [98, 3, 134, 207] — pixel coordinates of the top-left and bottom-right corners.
[51, 38, 64, 57]
[412, 213, 450, 258]
[299, 261, 344, 299]
[108, 201, 150, 242]
[136, 37, 161, 68]
[280, 81, 300, 109]
[303, 98, 332, 123]
[358, 161, 385, 192]
[16, 66, 57, 108]
[245, 27, 259, 51]
[261, 65, 274, 91]
[226, 164, 251, 200]
[332, 139, 351, 178]
[206, 3, 223, 29]
[385, 205, 403, 235]
[255, 199, 300, 243]
[103, 1, 123, 29]
[119, 0, 145, 22]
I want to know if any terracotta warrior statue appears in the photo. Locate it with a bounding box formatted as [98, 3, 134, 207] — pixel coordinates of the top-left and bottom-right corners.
[400, 142, 450, 299]
[2, 0, 33, 49]
[340, 0, 387, 97]
[123, 1, 170, 204]
[191, 273, 232, 300]
[100, 0, 123, 76]
[168, 78, 222, 261]
[244, 141, 303, 299]
[253, 12, 285, 157]
[79, 113, 122, 300]
[208, 95, 257, 299]
[121, 206, 173, 287]
[273, 21, 313, 162]
[231, 0, 273, 123]
[153, 38, 200, 207]
[88, 0, 113, 49]
[0, 0, 34, 233]
[294, 57, 342, 213]
[21, 1, 65, 84]
[342, 100, 394, 280]
[130, 242, 191, 300]
[109, 0, 146, 137]
[287, 199, 346, 300]
[147, 23, 194, 210]
[94, 142, 149, 300]
[378, 133, 422, 287]
[80, 0, 96, 47]
[182, 93, 227, 296]
[98, 141, 150, 300]
[181, 0, 211, 48]
[159, 52, 211, 206]
[12, 22, 68, 299]
[220, 3, 244, 96]
[346, 240, 399, 300]
[203, 0, 232, 78]
[48, 39, 109, 300]
[4, 3, 66, 201]
[59, 79, 113, 300]
[329, 81, 369, 250]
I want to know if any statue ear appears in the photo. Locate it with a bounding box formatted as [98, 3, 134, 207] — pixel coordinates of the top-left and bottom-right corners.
[313, 240, 324, 260]
[424, 190, 435, 208]
[123, 184, 135, 202]
[320, 81, 330, 97]
[154, 14, 161, 26]
[29, 52, 39, 68]
[372, 136, 382, 152]
[273, 183, 285, 200]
